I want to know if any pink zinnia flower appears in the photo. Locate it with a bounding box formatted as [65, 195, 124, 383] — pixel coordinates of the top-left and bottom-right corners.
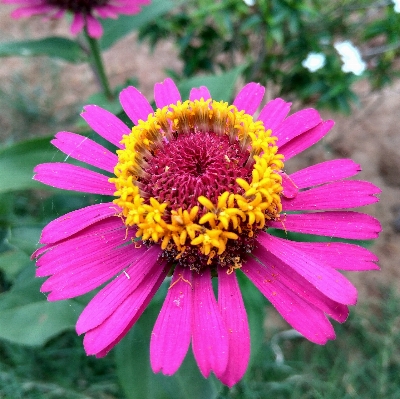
[32, 78, 381, 387]
[3, 0, 150, 38]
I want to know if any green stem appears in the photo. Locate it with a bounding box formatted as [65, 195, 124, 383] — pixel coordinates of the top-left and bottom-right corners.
[84, 29, 113, 99]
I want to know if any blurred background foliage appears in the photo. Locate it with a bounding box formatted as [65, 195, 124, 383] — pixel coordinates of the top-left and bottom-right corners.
[140, 0, 400, 113]
[0, 0, 399, 398]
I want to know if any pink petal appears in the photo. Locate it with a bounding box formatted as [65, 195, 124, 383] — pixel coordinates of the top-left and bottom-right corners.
[83, 261, 168, 356]
[252, 246, 349, 322]
[257, 232, 357, 305]
[33, 163, 115, 195]
[86, 15, 103, 38]
[287, 241, 380, 271]
[94, 270, 164, 358]
[269, 211, 382, 240]
[33, 217, 123, 261]
[150, 265, 192, 375]
[42, 243, 147, 301]
[290, 159, 361, 189]
[281, 180, 381, 211]
[243, 258, 336, 344]
[233, 83, 265, 115]
[4, 0, 45, 4]
[274, 108, 322, 146]
[70, 13, 85, 35]
[189, 86, 212, 101]
[10, 5, 53, 18]
[81, 105, 130, 148]
[191, 268, 229, 378]
[216, 268, 250, 387]
[257, 98, 291, 132]
[94, 7, 118, 18]
[279, 171, 298, 199]
[51, 132, 117, 173]
[76, 246, 163, 334]
[40, 202, 120, 244]
[119, 86, 154, 125]
[279, 120, 334, 161]
[36, 218, 130, 276]
[154, 78, 181, 109]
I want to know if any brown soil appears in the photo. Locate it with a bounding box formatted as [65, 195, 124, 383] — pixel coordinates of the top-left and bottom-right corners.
[1, 6, 399, 302]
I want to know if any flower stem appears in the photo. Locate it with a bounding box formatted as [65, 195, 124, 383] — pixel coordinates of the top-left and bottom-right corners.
[84, 29, 113, 99]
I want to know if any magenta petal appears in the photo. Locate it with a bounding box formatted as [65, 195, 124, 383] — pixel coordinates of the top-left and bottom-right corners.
[269, 211, 381, 239]
[119, 86, 154, 125]
[257, 232, 358, 305]
[34, 217, 123, 263]
[233, 83, 265, 115]
[42, 244, 147, 300]
[290, 159, 361, 189]
[279, 120, 334, 161]
[33, 163, 115, 195]
[70, 13, 85, 35]
[150, 265, 192, 375]
[51, 132, 117, 173]
[86, 15, 103, 38]
[94, 270, 165, 358]
[154, 78, 181, 109]
[76, 246, 163, 334]
[81, 105, 130, 148]
[274, 108, 322, 146]
[288, 241, 380, 271]
[189, 86, 212, 101]
[257, 98, 291, 131]
[279, 171, 298, 199]
[40, 202, 119, 244]
[243, 258, 336, 344]
[192, 268, 229, 378]
[10, 4, 53, 18]
[281, 180, 381, 211]
[36, 218, 131, 277]
[216, 269, 250, 387]
[252, 246, 349, 322]
[83, 261, 168, 356]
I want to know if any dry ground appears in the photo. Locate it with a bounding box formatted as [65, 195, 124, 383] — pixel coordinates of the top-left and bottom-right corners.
[1, 5, 399, 302]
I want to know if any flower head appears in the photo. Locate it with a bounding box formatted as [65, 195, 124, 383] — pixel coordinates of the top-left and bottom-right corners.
[334, 40, 367, 76]
[32, 78, 381, 387]
[3, 0, 150, 38]
[302, 52, 326, 73]
[393, 0, 400, 13]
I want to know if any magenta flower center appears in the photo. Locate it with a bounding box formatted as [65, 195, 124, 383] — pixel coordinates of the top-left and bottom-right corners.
[47, 0, 109, 13]
[141, 132, 252, 212]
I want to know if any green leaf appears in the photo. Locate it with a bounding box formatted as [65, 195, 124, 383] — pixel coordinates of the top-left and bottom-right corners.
[0, 300, 83, 346]
[0, 37, 86, 63]
[0, 136, 65, 193]
[100, 0, 180, 50]
[177, 65, 246, 102]
[0, 264, 84, 346]
[0, 248, 31, 280]
[115, 287, 219, 399]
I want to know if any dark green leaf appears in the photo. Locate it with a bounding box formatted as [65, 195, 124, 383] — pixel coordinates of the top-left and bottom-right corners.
[8, 225, 43, 255]
[0, 300, 83, 346]
[0, 248, 30, 280]
[0, 37, 85, 63]
[0, 136, 65, 193]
